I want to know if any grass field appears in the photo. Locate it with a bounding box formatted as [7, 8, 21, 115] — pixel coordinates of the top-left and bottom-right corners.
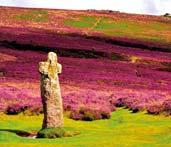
[64, 15, 171, 43]
[0, 109, 171, 146]
[14, 10, 49, 22]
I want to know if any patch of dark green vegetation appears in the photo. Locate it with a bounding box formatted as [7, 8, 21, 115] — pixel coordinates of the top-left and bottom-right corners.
[37, 127, 80, 138]
[37, 128, 66, 138]
[14, 10, 49, 22]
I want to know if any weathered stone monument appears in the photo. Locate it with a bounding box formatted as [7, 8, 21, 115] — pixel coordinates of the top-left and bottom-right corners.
[37, 52, 78, 138]
[38, 52, 63, 130]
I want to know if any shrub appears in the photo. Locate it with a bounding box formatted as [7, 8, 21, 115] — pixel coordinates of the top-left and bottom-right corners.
[114, 98, 125, 107]
[5, 104, 29, 115]
[162, 99, 171, 115]
[5, 104, 43, 115]
[130, 107, 139, 113]
[147, 100, 171, 115]
[70, 106, 111, 121]
[37, 127, 65, 138]
[70, 110, 83, 120]
[163, 13, 170, 17]
[101, 111, 111, 119]
[23, 106, 43, 116]
[147, 104, 163, 115]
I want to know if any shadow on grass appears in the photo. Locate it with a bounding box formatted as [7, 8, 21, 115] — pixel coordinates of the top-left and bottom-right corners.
[0, 129, 80, 138]
[0, 129, 33, 137]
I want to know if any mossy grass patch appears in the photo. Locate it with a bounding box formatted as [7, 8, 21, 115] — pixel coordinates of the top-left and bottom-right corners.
[37, 127, 80, 139]
[14, 10, 49, 22]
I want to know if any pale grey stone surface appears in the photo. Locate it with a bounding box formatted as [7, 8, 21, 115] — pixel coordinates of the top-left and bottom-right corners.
[39, 52, 63, 128]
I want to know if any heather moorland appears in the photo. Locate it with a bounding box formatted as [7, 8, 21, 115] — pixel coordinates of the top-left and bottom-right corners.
[0, 6, 171, 146]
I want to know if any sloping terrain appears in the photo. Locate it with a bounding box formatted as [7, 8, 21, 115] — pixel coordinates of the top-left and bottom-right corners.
[0, 5, 171, 146]
[0, 6, 171, 51]
[0, 6, 171, 115]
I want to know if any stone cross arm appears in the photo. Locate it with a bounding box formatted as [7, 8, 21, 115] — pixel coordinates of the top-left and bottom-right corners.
[39, 52, 62, 75]
[57, 63, 62, 74]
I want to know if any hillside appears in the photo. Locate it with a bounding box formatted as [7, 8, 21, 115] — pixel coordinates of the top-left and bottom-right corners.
[0, 5, 171, 114]
[0, 6, 171, 146]
[0, 6, 171, 51]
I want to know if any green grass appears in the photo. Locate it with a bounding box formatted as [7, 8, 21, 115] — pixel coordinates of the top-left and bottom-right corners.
[64, 15, 171, 44]
[14, 10, 49, 22]
[64, 15, 97, 28]
[0, 109, 171, 146]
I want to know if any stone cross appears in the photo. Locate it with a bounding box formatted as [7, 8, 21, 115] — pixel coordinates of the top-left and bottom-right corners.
[39, 52, 63, 129]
